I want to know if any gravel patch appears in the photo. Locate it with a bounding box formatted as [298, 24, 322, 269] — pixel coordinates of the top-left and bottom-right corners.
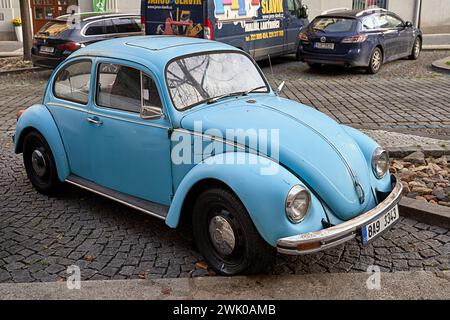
[0, 57, 32, 72]
[364, 130, 450, 149]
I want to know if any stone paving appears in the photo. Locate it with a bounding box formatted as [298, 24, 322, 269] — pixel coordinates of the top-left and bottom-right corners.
[0, 53, 450, 283]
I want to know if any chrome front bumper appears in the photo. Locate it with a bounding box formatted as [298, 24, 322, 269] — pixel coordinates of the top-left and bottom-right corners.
[277, 177, 403, 255]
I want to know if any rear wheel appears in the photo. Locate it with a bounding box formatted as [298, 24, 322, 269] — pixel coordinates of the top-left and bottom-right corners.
[192, 188, 275, 276]
[409, 37, 421, 60]
[366, 47, 383, 74]
[23, 131, 60, 194]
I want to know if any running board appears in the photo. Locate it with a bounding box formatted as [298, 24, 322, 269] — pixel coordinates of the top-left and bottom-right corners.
[65, 175, 168, 220]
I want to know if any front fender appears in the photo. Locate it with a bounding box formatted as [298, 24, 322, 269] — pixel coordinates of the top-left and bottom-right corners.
[166, 152, 327, 246]
[15, 104, 70, 182]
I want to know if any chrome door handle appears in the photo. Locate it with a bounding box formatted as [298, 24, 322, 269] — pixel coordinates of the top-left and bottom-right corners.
[87, 117, 103, 125]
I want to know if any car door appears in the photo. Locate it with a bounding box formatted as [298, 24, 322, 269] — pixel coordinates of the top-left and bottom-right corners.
[87, 59, 173, 206]
[46, 58, 94, 179]
[284, 0, 304, 53]
[388, 14, 413, 56]
[376, 14, 400, 60]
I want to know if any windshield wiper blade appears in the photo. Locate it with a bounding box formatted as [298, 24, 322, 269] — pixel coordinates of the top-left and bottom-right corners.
[206, 91, 246, 104]
[244, 86, 267, 95]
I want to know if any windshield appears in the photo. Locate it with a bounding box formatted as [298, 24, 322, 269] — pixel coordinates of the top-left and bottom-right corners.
[311, 17, 356, 33]
[166, 52, 269, 110]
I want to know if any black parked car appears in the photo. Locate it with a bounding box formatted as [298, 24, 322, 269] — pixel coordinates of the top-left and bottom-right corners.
[32, 13, 143, 69]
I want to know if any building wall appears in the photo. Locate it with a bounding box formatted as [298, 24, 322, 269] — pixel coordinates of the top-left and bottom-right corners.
[0, 0, 21, 40]
[420, 0, 450, 33]
[387, 0, 416, 23]
[303, 0, 353, 20]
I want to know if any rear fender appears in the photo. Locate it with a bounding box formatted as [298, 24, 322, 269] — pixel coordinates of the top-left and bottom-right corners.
[15, 104, 70, 182]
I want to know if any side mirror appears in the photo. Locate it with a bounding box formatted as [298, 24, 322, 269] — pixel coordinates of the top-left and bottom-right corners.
[404, 21, 413, 28]
[276, 81, 286, 96]
[141, 105, 164, 120]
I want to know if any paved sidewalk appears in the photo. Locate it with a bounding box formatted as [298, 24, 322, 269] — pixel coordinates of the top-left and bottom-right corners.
[423, 34, 450, 50]
[0, 41, 23, 57]
[0, 272, 448, 300]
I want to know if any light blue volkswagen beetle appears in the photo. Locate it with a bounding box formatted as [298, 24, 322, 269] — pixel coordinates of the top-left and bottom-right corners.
[15, 36, 403, 275]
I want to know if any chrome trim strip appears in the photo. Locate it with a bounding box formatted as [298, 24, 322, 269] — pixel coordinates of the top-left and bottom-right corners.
[173, 128, 250, 152]
[65, 178, 166, 220]
[277, 177, 403, 255]
[47, 102, 170, 130]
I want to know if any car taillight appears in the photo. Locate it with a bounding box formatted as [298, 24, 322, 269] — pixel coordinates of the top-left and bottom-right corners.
[299, 32, 309, 41]
[204, 18, 214, 40]
[141, 15, 146, 32]
[56, 41, 82, 52]
[17, 109, 26, 121]
[342, 35, 368, 43]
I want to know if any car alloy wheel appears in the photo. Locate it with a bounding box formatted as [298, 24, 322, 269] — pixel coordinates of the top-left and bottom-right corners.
[410, 37, 421, 60]
[192, 188, 275, 276]
[23, 131, 60, 194]
[367, 48, 383, 74]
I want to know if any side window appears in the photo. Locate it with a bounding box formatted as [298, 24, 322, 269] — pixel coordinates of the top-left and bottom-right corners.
[85, 21, 105, 35]
[286, 0, 296, 15]
[104, 19, 117, 34]
[375, 14, 391, 29]
[54, 60, 92, 104]
[113, 18, 142, 33]
[386, 15, 403, 28]
[362, 15, 377, 30]
[97, 63, 142, 113]
[142, 74, 163, 117]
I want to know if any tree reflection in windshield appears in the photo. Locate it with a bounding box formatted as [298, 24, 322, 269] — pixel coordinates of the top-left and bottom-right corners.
[166, 52, 268, 110]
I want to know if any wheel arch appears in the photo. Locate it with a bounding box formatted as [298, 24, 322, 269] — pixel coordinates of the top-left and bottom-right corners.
[15, 104, 71, 182]
[165, 152, 327, 247]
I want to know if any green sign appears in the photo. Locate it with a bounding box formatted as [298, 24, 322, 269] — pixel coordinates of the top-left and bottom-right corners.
[93, 0, 107, 13]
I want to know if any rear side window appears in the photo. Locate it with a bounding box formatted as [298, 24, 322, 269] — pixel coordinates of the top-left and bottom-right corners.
[54, 61, 92, 105]
[113, 18, 142, 33]
[85, 21, 105, 35]
[311, 17, 355, 33]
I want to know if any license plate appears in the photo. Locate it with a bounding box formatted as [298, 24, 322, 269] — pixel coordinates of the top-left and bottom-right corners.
[315, 42, 335, 50]
[362, 206, 399, 245]
[40, 46, 54, 54]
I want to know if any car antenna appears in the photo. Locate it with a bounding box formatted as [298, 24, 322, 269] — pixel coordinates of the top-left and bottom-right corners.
[267, 54, 274, 78]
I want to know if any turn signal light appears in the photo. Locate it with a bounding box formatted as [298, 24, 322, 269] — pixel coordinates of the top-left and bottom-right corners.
[17, 109, 26, 121]
[297, 241, 321, 252]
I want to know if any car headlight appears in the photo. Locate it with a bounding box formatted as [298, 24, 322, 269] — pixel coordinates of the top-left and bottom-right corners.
[372, 147, 389, 179]
[285, 185, 311, 224]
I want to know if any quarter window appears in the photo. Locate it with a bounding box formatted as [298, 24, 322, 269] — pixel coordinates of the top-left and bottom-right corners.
[96, 63, 162, 114]
[54, 60, 92, 104]
[85, 21, 105, 35]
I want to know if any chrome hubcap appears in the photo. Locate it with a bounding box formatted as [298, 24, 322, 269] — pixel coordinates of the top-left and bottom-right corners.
[31, 149, 47, 177]
[372, 51, 381, 70]
[209, 216, 236, 256]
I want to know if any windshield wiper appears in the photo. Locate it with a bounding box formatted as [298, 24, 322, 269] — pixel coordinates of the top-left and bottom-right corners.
[206, 86, 268, 105]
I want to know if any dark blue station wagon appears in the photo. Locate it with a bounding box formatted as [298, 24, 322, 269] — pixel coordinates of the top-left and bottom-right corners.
[297, 8, 422, 74]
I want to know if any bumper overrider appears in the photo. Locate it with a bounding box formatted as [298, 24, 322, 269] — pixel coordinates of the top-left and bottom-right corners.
[277, 176, 403, 255]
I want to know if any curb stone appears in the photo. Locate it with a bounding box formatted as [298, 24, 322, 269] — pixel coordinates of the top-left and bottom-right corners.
[431, 57, 450, 74]
[0, 67, 43, 76]
[399, 197, 450, 229]
[387, 146, 450, 159]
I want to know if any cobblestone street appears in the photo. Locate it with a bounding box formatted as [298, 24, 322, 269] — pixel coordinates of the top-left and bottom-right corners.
[0, 51, 449, 283]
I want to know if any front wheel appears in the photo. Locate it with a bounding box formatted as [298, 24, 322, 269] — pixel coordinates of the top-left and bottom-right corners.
[366, 47, 383, 74]
[192, 188, 275, 276]
[409, 37, 421, 60]
[23, 131, 60, 194]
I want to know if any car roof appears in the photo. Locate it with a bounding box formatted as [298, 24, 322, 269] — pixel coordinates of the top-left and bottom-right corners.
[55, 12, 139, 22]
[70, 36, 239, 71]
[317, 8, 389, 19]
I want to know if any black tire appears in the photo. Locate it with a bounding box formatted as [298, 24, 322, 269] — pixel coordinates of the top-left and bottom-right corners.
[409, 37, 421, 60]
[23, 131, 60, 195]
[307, 63, 322, 69]
[192, 188, 275, 276]
[295, 49, 302, 61]
[366, 47, 383, 74]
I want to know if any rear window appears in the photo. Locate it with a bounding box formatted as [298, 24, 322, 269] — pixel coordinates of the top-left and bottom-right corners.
[310, 17, 356, 33]
[37, 21, 70, 37]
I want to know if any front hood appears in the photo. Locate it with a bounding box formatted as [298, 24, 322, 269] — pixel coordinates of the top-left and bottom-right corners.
[180, 95, 376, 220]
